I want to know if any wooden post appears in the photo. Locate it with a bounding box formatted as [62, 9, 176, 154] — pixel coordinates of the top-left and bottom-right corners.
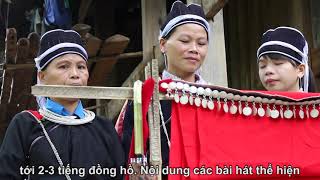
[311, 0, 320, 48]
[187, 0, 228, 87]
[310, 0, 320, 87]
[105, 0, 166, 120]
[149, 59, 162, 179]
[290, 0, 313, 46]
[141, 0, 166, 63]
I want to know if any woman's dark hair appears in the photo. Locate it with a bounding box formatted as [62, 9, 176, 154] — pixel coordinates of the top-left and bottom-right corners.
[162, 24, 209, 40]
[261, 53, 318, 92]
[162, 28, 176, 40]
[262, 53, 298, 67]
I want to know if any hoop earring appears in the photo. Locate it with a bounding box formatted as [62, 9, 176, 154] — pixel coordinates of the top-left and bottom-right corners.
[163, 52, 168, 69]
[299, 76, 303, 91]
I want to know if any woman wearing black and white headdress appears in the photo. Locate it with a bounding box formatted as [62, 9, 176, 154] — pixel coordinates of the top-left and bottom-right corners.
[159, 0, 209, 84]
[120, 0, 210, 176]
[257, 26, 317, 92]
[0, 29, 124, 179]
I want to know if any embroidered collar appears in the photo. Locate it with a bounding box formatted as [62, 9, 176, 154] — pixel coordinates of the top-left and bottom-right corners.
[39, 107, 95, 125]
[162, 70, 207, 84]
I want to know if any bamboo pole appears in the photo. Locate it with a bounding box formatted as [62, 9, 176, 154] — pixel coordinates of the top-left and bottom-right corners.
[150, 59, 162, 180]
[133, 80, 143, 156]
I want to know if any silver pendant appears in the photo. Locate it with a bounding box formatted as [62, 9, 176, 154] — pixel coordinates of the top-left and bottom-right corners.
[280, 108, 284, 119]
[189, 96, 194, 105]
[160, 82, 168, 89]
[195, 97, 201, 107]
[284, 110, 293, 119]
[299, 110, 304, 119]
[183, 83, 190, 92]
[204, 88, 212, 96]
[190, 86, 197, 94]
[230, 105, 237, 114]
[270, 110, 280, 119]
[174, 94, 180, 103]
[306, 108, 310, 119]
[180, 95, 189, 105]
[258, 107, 265, 117]
[217, 101, 221, 111]
[243, 106, 252, 116]
[168, 82, 177, 90]
[176, 82, 184, 90]
[238, 103, 242, 114]
[207, 100, 214, 110]
[197, 87, 205, 95]
[310, 109, 319, 118]
[253, 107, 257, 116]
[202, 99, 208, 109]
[266, 107, 271, 117]
[223, 103, 229, 113]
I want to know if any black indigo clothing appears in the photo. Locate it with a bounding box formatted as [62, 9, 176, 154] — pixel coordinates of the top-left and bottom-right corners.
[0, 111, 124, 179]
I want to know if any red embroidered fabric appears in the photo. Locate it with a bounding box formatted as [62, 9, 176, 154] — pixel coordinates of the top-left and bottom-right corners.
[169, 90, 320, 180]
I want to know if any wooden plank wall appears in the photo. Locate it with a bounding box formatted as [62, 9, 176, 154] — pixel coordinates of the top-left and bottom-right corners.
[310, 0, 320, 90]
[0, 29, 39, 140]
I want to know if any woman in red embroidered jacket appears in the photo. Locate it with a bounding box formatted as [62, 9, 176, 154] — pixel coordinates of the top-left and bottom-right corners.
[0, 29, 124, 179]
[257, 26, 318, 92]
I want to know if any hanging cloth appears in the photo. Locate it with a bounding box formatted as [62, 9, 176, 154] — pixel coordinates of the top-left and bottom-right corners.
[159, 80, 320, 180]
[44, 0, 72, 29]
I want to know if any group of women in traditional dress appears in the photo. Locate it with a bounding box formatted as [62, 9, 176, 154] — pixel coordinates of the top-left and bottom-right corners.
[0, 0, 317, 179]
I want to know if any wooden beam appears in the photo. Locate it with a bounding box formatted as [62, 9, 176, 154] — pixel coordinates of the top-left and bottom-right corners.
[32, 85, 134, 100]
[205, 0, 228, 20]
[31, 85, 168, 100]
